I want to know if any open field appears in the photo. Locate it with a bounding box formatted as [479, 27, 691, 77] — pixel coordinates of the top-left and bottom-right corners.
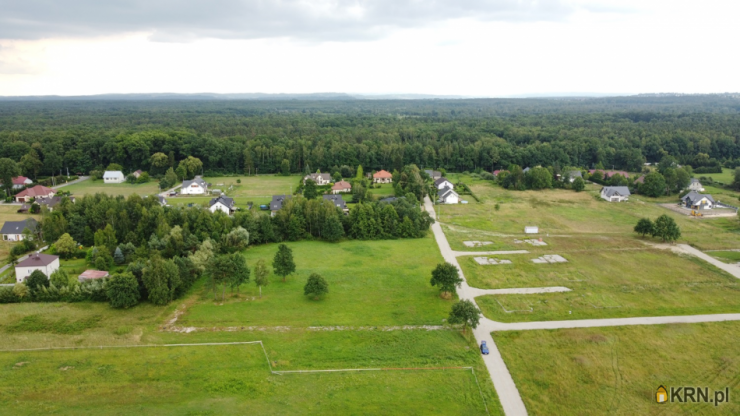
[0, 342, 491, 415]
[495, 321, 740, 415]
[462, 249, 740, 322]
[178, 237, 453, 327]
[437, 180, 740, 250]
[708, 251, 740, 264]
[62, 180, 161, 197]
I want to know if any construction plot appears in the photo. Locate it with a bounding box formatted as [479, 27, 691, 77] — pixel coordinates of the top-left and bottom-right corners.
[531, 255, 567, 264]
[514, 239, 547, 246]
[464, 241, 493, 247]
[474, 257, 513, 265]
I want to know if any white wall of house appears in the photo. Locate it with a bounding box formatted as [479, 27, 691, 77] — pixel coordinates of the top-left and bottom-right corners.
[181, 183, 206, 195]
[209, 202, 232, 215]
[374, 177, 392, 184]
[2, 234, 25, 241]
[103, 172, 125, 184]
[436, 180, 454, 190]
[15, 259, 60, 282]
[440, 193, 459, 204]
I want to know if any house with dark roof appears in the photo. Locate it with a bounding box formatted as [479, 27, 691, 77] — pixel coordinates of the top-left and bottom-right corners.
[180, 176, 208, 195]
[687, 178, 705, 192]
[434, 177, 454, 190]
[323, 194, 349, 213]
[14, 185, 55, 203]
[15, 253, 59, 283]
[424, 170, 442, 180]
[303, 173, 332, 186]
[1, 218, 37, 241]
[35, 195, 75, 211]
[270, 195, 292, 217]
[157, 195, 169, 207]
[438, 186, 459, 204]
[681, 191, 714, 210]
[600, 186, 631, 202]
[209, 196, 236, 215]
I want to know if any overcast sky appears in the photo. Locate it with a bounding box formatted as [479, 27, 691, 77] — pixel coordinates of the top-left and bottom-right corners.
[0, 0, 738, 97]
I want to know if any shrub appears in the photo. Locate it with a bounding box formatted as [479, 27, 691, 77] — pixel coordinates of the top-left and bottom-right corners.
[0, 286, 20, 303]
[25, 270, 49, 291]
[304, 273, 329, 300]
[106, 273, 141, 309]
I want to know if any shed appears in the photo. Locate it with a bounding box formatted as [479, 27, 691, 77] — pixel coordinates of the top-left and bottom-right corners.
[524, 226, 539, 234]
[78, 270, 110, 282]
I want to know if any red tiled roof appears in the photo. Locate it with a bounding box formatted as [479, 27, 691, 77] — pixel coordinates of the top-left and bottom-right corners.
[12, 176, 31, 185]
[373, 170, 392, 178]
[15, 185, 55, 198]
[79, 270, 110, 279]
[331, 180, 352, 190]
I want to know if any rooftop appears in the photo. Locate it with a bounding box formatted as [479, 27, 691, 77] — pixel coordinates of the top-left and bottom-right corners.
[79, 270, 110, 280]
[0, 218, 37, 235]
[16, 253, 58, 268]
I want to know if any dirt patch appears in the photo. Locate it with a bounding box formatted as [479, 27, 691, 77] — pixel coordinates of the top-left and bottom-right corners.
[14, 362, 29, 368]
[59, 366, 74, 371]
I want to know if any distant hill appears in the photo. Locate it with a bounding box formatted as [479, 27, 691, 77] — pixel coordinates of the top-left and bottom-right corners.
[0, 92, 358, 101]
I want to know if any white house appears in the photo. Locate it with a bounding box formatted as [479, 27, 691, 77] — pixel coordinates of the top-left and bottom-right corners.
[15, 253, 60, 283]
[373, 170, 393, 184]
[565, 171, 583, 183]
[180, 176, 208, 195]
[331, 180, 352, 194]
[524, 226, 539, 234]
[103, 171, 125, 184]
[681, 191, 714, 210]
[687, 178, 705, 192]
[303, 173, 332, 186]
[10, 176, 33, 190]
[1, 218, 37, 241]
[438, 187, 459, 204]
[209, 196, 236, 215]
[600, 186, 631, 202]
[434, 177, 454, 190]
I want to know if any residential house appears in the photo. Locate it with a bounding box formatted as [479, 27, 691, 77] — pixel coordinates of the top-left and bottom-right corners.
[36, 195, 75, 212]
[438, 187, 459, 204]
[303, 173, 332, 186]
[270, 195, 292, 217]
[103, 171, 125, 184]
[132, 170, 143, 178]
[565, 171, 583, 183]
[600, 186, 631, 202]
[373, 170, 393, 184]
[78, 270, 109, 282]
[157, 195, 169, 207]
[323, 194, 349, 213]
[681, 191, 714, 210]
[331, 180, 352, 194]
[10, 176, 33, 190]
[180, 176, 208, 195]
[522, 167, 531, 174]
[424, 170, 442, 180]
[524, 226, 539, 234]
[209, 196, 236, 215]
[1, 218, 37, 241]
[14, 185, 55, 203]
[434, 177, 454, 190]
[14, 253, 60, 283]
[687, 178, 705, 192]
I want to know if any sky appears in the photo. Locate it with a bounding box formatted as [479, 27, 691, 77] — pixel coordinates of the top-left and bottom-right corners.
[0, 0, 738, 97]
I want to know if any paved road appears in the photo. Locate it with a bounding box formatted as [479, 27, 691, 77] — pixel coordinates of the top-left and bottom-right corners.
[424, 197, 529, 416]
[488, 313, 740, 331]
[52, 176, 89, 189]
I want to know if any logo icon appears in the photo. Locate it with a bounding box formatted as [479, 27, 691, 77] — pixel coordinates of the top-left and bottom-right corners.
[656, 386, 668, 403]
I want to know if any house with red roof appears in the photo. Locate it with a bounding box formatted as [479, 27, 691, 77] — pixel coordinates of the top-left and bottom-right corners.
[14, 185, 56, 203]
[331, 180, 352, 194]
[11, 176, 33, 190]
[373, 170, 393, 184]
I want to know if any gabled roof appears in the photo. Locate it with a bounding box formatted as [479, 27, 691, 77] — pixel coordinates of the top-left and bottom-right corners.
[157, 195, 168, 206]
[373, 170, 392, 178]
[690, 178, 701, 183]
[16, 253, 58, 268]
[304, 173, 332, 182]
[12, 176, 31, 185]
[331, 180, 352, 191]
[424, 169, 441, 178]
[209, 195, 235, 208]
[36, 196, 74, 208]
[15, 185, 55, 198]
[439, 186, 459, 199]
[323, 194, 347, 209]
[601, 186, 631, 197]
[270, 195, 292, 211]
[681, 191, 714, 204]
[0, 218, 37, 235]
[182, 176, 207, 188]
[134, 170, 143, 174]
[103, 170, 124, 179]
[434, 177, 452, 187]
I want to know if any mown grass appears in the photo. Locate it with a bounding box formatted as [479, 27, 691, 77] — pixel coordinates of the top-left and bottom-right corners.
[203, 174, 298, 198]
[464, 249, 740, 322]
[495, 322, 740, 415]
[0, 341, 493, 415]
[708, 251, 740, 264]
[179, 237, 454, 327]
[438, 181, 740, 250]
[63, 179, 161, 197]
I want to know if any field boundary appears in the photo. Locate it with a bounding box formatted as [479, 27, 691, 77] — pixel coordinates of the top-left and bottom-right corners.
[0, 341, 490, 415]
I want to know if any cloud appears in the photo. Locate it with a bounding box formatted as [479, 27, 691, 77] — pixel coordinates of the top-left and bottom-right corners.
[0, 0, 588, 42]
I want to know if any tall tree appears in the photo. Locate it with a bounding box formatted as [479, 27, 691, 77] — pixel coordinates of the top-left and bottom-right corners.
[447, 300, 481, 334]
[253, 259, 269, 298]
[0, 158, 20, 198]
[54, 233, 77, 259]
[303, 179, 318, 199]
[106, 273, 141, 309]
[634, 218, 655, 237]
[304, 273, 329, 300]
[142, 257, 181, 305]
[272, 243, 296, 282]
[430, 262, 463, 298]
[652, 214, 681, 243]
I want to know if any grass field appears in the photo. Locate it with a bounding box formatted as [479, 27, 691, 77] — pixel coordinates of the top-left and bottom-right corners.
[708, 251, 740, 264]
[178, 237, 454, 327]
[63, 179, 161, 197]
[437, 180, 740, 250]
[0, 342, 492, 415]
[495, 321, 740, 415]
[462, 249, 740, 322]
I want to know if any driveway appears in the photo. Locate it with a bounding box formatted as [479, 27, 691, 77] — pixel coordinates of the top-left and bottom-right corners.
[52, 176, 89, 189]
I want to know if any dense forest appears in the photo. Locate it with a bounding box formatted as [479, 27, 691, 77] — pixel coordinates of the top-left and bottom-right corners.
[0, 95, 739, 177]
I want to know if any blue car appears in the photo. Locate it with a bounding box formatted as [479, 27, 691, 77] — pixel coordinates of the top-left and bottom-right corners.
[480, 341, 489, 355]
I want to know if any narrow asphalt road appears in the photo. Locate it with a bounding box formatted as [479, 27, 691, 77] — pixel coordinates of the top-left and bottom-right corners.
[52, 176, 89, 189]
[489, 313, 740, 331]
[424, 197, 529, 416]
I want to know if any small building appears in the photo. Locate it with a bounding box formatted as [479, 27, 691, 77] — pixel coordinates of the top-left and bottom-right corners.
[1, 218, 38, 241]
[10, 176, 33, 190]
[303, 173, 332, 186]
[180, 176, 208, 195]
[434, 177, 454, 190]
[681, 191, 714, 210]
[78, 270, 110, 282]
[15, 253, 60, 283]
[103, 171, 125, 184]
[600, 186, 631, 202]
[424, 170, 442, 180]
[565, 171, 582, 183]
[331, 180, 352, 194]
[687, 178, 705, 192]
[373, 170, 393, 184]
[209, 195, 236, 215]
[270, 195, 292, 217]
[14, 185, 55, 203]
[132, 170, 143, 179]
[438, 187, 459, 204]
[524, 226, 539, 234]
[157, 195, 169, 207]
[323, 194, 349, 213]
[522, 167, 531, 174]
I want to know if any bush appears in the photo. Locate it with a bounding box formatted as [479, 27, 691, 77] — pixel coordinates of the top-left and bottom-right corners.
[106, 273, 140, 309]
[0, 286, 20, 303]
[25, 270, 49, 291]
